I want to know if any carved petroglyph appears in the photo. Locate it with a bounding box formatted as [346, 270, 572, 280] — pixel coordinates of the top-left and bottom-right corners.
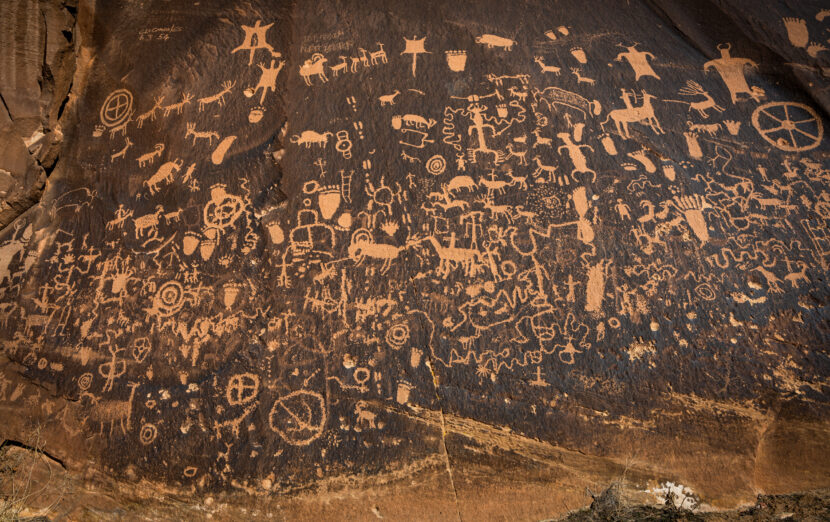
[703, 43, 764, 103]
[2, 4, 828, 498]
[162, 93, 193, 117]
[476, 34, 516, 51]
[602, 89, 663, 138]
[185, 123, 220, 146]
[145, 160, 182, 194]
[614, 44, 659, 80]
[402, 36, 430, 77]
[752, 102, 823, 152]
[269, 390, 326, 446]
[665, 81, 724, 118]
[199, 81, 236, 111]
[231, 20, 276, 65]
[137, 144, 165, 167]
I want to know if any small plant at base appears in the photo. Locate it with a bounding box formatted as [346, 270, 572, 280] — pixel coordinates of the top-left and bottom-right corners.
[0, 425, 68, 520]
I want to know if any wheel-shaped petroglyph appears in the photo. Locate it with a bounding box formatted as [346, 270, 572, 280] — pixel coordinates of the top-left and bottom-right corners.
[226, 373, 260, 405]
[204, 184, 245, 232]
[100, 89, 134, 127]
[752, 101, 823, 152]
[268, 390, 326, 446]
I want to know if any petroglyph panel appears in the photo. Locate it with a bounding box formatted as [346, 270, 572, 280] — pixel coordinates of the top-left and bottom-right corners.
[0, 0, 828, 516]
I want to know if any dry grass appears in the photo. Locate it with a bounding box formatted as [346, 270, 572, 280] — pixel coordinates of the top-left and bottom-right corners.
[0, 425, 68, 521]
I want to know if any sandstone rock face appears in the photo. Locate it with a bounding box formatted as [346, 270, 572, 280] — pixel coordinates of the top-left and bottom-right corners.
[0, 0, 77, 231]
[0, 0, 828, 519]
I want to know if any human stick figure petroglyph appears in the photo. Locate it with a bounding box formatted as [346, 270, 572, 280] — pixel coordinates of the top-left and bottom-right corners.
[703, 43, 764, 103]
[402, 36, 429, 77]
[557, 133, 595, 181]
[614, 43, 660, 80]
[231, 20, 276, 65]
[249, 60, 284, 103]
